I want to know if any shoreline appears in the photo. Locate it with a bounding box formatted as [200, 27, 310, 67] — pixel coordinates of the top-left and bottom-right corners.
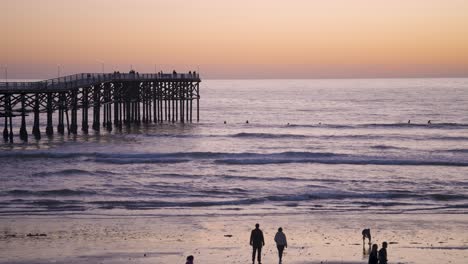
[1, 213, 467, 264]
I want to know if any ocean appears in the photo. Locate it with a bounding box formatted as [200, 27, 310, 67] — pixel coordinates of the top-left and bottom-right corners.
[1, 78, 468, 217]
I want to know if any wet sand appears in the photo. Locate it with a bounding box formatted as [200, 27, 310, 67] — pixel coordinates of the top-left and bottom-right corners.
[1, 213, 467, 264]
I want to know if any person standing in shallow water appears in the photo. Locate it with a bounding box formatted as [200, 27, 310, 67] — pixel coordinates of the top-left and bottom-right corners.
[274, 227, 288, 263]
[250, 223, 265, 264]
[378, 242, 388, 264]
[368, 244, 378, 264]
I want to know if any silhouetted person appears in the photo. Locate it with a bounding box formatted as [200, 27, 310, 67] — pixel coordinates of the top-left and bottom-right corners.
[250, 223, 265, 264]
[362, 228, 371, 245]
[224, 121, 227, 124]
[185, 255, 194, 264]
[428, 120, 431, 124]
[368, 244, 378, 264]
[246, 120, 249, 124]
[408, 120, 411, 124]
[274, 227, 287, 263]
[378, 242, 388, 264]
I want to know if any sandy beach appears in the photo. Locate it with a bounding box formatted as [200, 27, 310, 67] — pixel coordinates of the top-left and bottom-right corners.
[1, 213, 467, 264]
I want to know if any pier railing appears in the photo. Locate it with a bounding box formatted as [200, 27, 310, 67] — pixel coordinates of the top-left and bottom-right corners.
[0, 72, 200, 92]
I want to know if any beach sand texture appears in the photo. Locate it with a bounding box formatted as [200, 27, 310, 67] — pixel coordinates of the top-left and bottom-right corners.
[1, 214, 467, 264]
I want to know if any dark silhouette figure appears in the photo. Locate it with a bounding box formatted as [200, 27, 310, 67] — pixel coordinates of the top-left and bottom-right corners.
[185, 255, 194, 264]
[250, 223, 265, 264]
[362, 228, 371, 245]
[378, 242, 388, 264]
[368, 244, 378, 264]
[428, 120, 431, 124]
[246, 120, 249, 124]
[223, 121, 227, 124]
[408, 120, 411, 124]
[274, 227, 287, 263]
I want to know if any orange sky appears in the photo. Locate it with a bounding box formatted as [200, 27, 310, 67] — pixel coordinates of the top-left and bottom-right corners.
[1, 0, 468, 79]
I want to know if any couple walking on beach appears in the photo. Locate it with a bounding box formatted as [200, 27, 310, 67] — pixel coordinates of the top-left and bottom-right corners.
[368, 242, 388, 264]
[250, 223, 287, 264]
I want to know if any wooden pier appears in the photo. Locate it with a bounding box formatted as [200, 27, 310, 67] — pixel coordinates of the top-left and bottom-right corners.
[0, 72, 201, 142]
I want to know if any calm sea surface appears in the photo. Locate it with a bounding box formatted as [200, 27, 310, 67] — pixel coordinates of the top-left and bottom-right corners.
[1, 78, 468, 217]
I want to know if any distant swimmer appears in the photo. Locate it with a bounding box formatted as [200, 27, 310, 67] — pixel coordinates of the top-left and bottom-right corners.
[246, 120, 249, 124]
[428, 120, 431, 124]
[408, 120, 411, 124]
[224, 121, 227, 124]
[287, 123, 290, 126]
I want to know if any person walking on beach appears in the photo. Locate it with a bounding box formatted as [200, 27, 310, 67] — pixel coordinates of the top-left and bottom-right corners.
[250, 223, 265, 264]
[185, 255, 194, 264]
[368, 244, 378, 264]
[274, 227, 288, 263]
[378, 242, 388, 264]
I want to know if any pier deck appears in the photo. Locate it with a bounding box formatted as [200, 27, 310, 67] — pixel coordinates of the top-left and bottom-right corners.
[0, 72, 201, 142]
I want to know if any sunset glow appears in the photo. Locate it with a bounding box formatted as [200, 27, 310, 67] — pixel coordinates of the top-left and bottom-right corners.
[2, 0, 468, 78]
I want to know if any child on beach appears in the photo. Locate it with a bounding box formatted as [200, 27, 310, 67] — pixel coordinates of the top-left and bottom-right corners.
[185, 255, 194, 264]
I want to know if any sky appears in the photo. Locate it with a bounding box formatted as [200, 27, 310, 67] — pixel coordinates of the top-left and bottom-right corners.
[1, 0, 468, 79]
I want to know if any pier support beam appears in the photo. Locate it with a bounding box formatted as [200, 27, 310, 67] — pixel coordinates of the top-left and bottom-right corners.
[3, 95, 10, 142]
[92, 86, 101, 131]
[32, 94, 41, 140]
[3, 113, 8, 142]
[82, 88, 89, 134]
[57, 93, 65, 134]
[46, 93, 54, 136]
[20, 94, 28, 142]
[70, 90, 78, 134]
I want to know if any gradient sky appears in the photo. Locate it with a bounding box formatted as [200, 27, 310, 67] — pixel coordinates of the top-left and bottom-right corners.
[1, 0, 468, 79]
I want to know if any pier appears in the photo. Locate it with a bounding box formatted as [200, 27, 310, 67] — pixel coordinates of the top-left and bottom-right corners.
[0, 72, 201, 142]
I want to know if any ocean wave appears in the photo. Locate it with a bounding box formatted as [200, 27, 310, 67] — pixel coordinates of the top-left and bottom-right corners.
[1, 190, 466, 214]
[214, 153, 468, 167]
[32, 169, 98, 177]
[5, 189, 96, 197]
[287, 122, 468, 130]
[445, 149, 468, 153]
[370, 145, 406, 150]
[0, 150, 466, 167]
[232, 132, 307, 139]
